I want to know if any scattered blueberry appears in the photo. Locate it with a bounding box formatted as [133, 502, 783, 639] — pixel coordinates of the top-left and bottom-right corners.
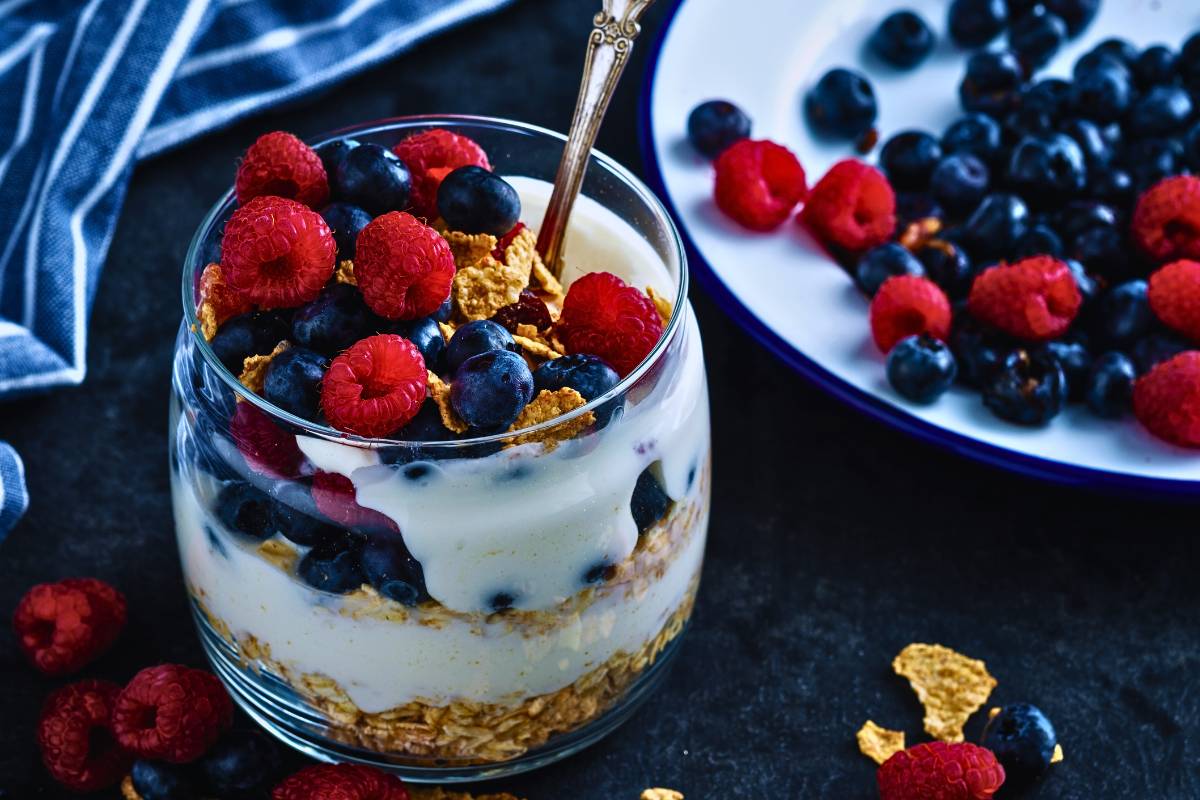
[451, 350, 534, 432]
[880, 131, 943, 191]
[315, 138, 360, 191]
[947, 0, 1008, 47]
[1002, 106, 1054, 146]
[1071, 225, 1129, 280]
[1129, 86, 1194, 137]
[292, 284, 380, 356]
[959, 50, 1025, 117]
[1089, 167, 1134, 206]
[983, 348, 1067, 425]
[869, 10, 935, 69]
[942, 113, 1005, 165]
[360, 535, 429, 605]
[1065, 258, 1099, 305]
[1007, 134, 1087, 207]
[263, 346, 328, 422]
[1132, 330, 1190, 374]
[686, 100, 752, 158]
[1125, 137, 1184, 191]
[335, 142, 411, 215]
[200, 729, 282, 796]
[1044, 0, 1100, 36]
[895, 192, 944, 226]
[1021, 78, 1072, 119]
[1013, 224, 1064, 259]
[1069, 60, 1133, 122]
[1036, 336, 1091, 400]
[915, 239, 973, 298]
[395, 315, 446, 372]
[210, 311, 291, 374]
[1090, 37, 1140, 69]
[1086, 351, 1136, 417]
[1182, 32, 1200, 88]
[804, 68, 878, 140]
[854, 244, 925, 297]
[630, 467, 671, 534]
[886, 334, 958, 403]
[981, 703, 1058, 788]
[320, 202, 372, 259]
[446, 319, 517, 373]
[214, 483, 275, 540]
[1094, 280, 1153, 346]
[963, 193, 1029, 260]
[930, 153, 990, 215]
[298, 533, 366, 594]
[1134, 44, 1179, 88]
[437, 166, 521, 236]
[1056, 200, 1117, 244]
[1060, 118, 1113, 169]
[130, 760, 200, 800]
[1008, 7, 1067, 70]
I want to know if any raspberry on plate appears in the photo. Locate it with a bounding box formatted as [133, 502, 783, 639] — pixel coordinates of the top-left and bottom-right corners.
[869, 275, 952, 353]
[229, 402, 305, 478]
[1148, 259, 1200, 341]
[354, 211, 456, 320]
[713, 138, 807, 231]
[112, 664, 233, 763]
[878, 741, 1006, 800]
[1133, 351, 1200, 447]
[392, 128, 491, 220]
[37, 679, 131, 792]
[236, 131, 330, 209]
[321, 334, 427, 437]
[272, 762, 410, 800]
[801, 159, 896, 254]
[1132, 175, 1200, 263]
[557, 271, 665, 377]
[13, 577, 126, 676]
[221, 195, 336, 308]
[967, 256, 1082, 342]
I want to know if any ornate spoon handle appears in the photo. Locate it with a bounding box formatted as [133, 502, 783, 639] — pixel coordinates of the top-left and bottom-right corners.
[537, 0, 655, 277]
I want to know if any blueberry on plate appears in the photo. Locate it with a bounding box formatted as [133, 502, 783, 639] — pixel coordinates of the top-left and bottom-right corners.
[298, 532, 367, 594]
[200, 729, 282, 796]
[1044, 0, 1099, 36]
[981, 703, 1058, 788]
[1008, 133, 1087, 207]
[214, 483, 275, 540]
[1093, 279, 1152, 346]
[1055, 200, 1116, 244]
[915, 239, 973, 298]
[450, 350, 534, 432]
[686, 100, 752, 158]
[1125, 137, 1184, 192]
[263, 346, 329, 422]
[941, 113, 1004, 165]
[1001, 107, 1054, 146]
[1012, 224, 1063, 259]
[631, 467, 672, 534]
[854, 244, 925, 297]
[963, 193, 1029, 260]
[1008, 7, 1067, 70]
[1021, 78, 1072, 119]
[1065, 258, 1098, 305]
[209, 311, 291, 374]
[804, 68, 877, 140]
[335, 142, 411, 215]
[360, 534, 429, 606]
[983, 348, 1067, 425]
[437, 165, 521, 236]
[879, 130, 943, 191]
[292, 283, 379, 356]
[130, 759, 200, 800]
[959, 50, 1025, 117]
[445, 319, 516, 373]
[1069, 60, 1132, 122]
[394, 315, 446, 372]
[886, 334, 958, 403]
[1132, 331, 1189, 374]
[319, 202, 372, 259]
[1133, 44, 1179, 88]
[947, 0, 1007, 47]
[1128, 85, 1194, 137]
[1086, 351, 1136, 417]
[1060, 118, 1113, 169]
[1089, 167, 1134, 206]
[315, 138, 360, 192]
[930, 153, 989, 216]
[1090, 37, 1140, 69]
[869, 10, 935, 69]
[1035, 336, 1091, 400]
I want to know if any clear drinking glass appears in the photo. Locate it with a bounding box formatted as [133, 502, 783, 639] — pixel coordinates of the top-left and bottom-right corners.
[169, 116, 711, 780]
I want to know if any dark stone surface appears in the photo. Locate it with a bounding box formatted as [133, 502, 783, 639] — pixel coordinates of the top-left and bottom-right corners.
[1, 1, 1198, 796]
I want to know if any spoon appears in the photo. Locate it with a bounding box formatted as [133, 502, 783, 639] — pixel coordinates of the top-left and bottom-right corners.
[537, 0, 656, 278]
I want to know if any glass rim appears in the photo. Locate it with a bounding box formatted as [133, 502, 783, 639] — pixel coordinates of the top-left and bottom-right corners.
[181, 114, 690, 450]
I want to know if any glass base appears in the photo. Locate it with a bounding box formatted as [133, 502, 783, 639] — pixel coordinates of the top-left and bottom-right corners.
[192, 601, 688, 782]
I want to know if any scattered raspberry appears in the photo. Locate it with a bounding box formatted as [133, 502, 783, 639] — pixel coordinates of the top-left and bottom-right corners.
[37, 679, 130, 792]
[878, 742, 1005, 800]
[321, 334, 427, 437]
[13, 578, 126, 676]
[1148, 259, 1200, 342]
[198, 262, 253, 327]
[492, 221, 527, 262]
[312, 471, 398, 532]
[272, 763, 410, 800]
[221, 195, 336, 308]
[1133, 351, 1200, 447]
[392, 128, 491, 219]
[235, 131, 330, 209]
[869, 275, 952, 353]
[355, 212, 456, 320]
[967, 256, 1082, 342]
[229, 402, 305, 478]
[492, 289, 552, 333]
[112, 664, 233, 763]
[713, 139, 808, 231]
[557, 271, 664, 377]
[801, 159, 897, 253]
[1132, 175, 1200, 263]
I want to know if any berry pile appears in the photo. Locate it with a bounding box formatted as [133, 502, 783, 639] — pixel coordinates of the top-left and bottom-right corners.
[688, 8, 1200, 447]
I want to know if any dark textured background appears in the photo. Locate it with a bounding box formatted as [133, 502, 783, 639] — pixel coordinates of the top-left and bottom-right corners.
[1, 1, 1198, 797]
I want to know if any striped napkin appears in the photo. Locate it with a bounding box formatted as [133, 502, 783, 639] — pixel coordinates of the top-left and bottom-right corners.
[0, 0, 512, 541]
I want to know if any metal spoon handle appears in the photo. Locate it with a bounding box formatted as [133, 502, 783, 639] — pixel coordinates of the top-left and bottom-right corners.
[538, 0, 655, 277]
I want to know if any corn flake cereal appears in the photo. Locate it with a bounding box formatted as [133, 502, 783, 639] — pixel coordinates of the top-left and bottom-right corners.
[257, 539, 298, 572]
[1051, 743, 1064, 763]
[530, 254, 565, 305]
[427, 370, 468, 434]
[646, 285, 673, 327]
[238, 341, 290, 393]
[452, 255, 530, 321]
[439, 228, 498, 269]
[335, 259, 357, 285]
[898, 216, 943, 251]
[120, 776, 139, 800]
[507, 388, 593, 449]
[513, 333, 561, 361]
[641, 790, 684, 800]
[893, 643, 997, 743]
[196, 262, 251, 341]
[856, 720, 906, 765]
[409, 789, 524, 800]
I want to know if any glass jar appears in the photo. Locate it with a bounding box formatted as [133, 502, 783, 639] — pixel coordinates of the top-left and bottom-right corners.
[169, 116, 710, 780]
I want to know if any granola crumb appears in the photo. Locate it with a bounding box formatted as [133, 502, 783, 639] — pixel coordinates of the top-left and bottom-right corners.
[507, 388, 593, 449]
[257, 538, 299, 572]
[1051, 743, 1064, 763]
[335, 259, 357, 285]
[428, 370, 469, 434]
[120, 775, 141, 800]
[646, 285, 673, 327]
[641, 789, 684, 800]
[238, 340, 290, 393]
[856, 720, 906, 765]
[440, 228, 499, 269]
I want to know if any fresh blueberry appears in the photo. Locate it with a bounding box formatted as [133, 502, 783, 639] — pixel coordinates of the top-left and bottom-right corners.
[263, 346, 328, 422]
[451, 350, 534, 432]
[1036, 336, 1091, 400]
[1001, 107, 1054, 146]
[1007, 134, 1087, 207]
[214, 483, 275, 540]
[951, 314, 1012, 387]
[869, 10, 935, 69]
[1069, 61, 1133, 122]
[804, 68, 878, 140]
[1094, 280, 1152, 346]
[1071, 226, 1129, 280]
[880, 131, 943, 191]
[533, 353, 620, 400]
[209, 311, 291, 374]
[1044, 0, 1099, 36]
[1022, 78, 1072, 119]
[630, 467, 671, 534]
[947, 0, 1007, 47]
[854, 244, 925, 296]
[942, 113, 1004, 165]
[1090, 167, 1134, 206]
[394, 316, 446, 372]
[886, 334, 958, 403]
[393, 399, 455, 442]
[272, 497, 341, 548]
[319, 202, 372, 259]
[445, 319, 517, 373]
[298, 533, 366, 594]
[200, 729, 282, 796]
[983, 348, 1067, 425]
[1065, 259, 1099, 306]
[1007, 7, 1067, 69]
[895, 192, 944, 227]
[432, 296, 454, 323]
[1055, 200, 1117, 244]
[292, 284, 379, 356]
[315, 138, 360, 192]
[1012, 224, 1064, 259]
[1134, 45, 1179, 88]
[1124, 137, 1184, 191]
[915, 239, 973, 298]
[1086, 351, 1136, 417]
[1087, 38, 1140, 70]
[130, 760, 200, 800]
[981, 703, 1058, 788]
[1183, 32, 1200, 88]
[963, 193, 1029, 260]
[1060, 118, 1112, 169]
[360, 535, 429, 606]
[930, 153, 989, 215]
[335, 143, 411, 215]
[437, 166, 521, 236]
[959, 50, 1025, 117]
[1129, 85, 1194, 137]
[686, 100, 752, 158]
[1132, 331, 1189, 374]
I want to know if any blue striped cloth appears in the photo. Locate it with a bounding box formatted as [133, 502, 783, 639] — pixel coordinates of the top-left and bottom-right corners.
[0, 0, 512, 541]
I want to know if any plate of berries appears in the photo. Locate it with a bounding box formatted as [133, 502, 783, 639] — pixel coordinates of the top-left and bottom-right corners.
[642, 0, 1200, 493]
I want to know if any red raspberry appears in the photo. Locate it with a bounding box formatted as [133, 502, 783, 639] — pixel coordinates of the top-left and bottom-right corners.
[492, 289, 552, 333]
[321, 334, 427, 437]
[801, 159, 897, 253]
[272, 763, 410, 800]
[221, 195, 335, 309]
[236, 131, 329, 208]
[878, 742, 1006, 800]
[713, 139, 808, 231]
[37, 679, 131, 792]
[392, 128, 491, 219]
[198, 262, 253, 326]
[229, 402, 305, 478]
[557, 271, 664, 377]
[1132, 175, 1200, 263]
[1148, 259, 1200, 341]
[13, 578, 126, 676]
[967, 256, 1082, 342]
[869, 275, 952, 353]
[492, 221, 527, 262]
[112, 664, 233, 763]
[312, 471, 398, 532]
[1133, 351, 1200, 447]
[355, 212, 456, 320]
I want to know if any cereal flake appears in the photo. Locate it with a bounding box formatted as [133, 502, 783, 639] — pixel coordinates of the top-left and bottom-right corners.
[238, 341, 290, 393]
[530, 255, 564, 305]
[452, 256, 530, 321]
[1051, 743, 1064, 764]
[641, 790, 684, 800]
[440, 228, 499, 269]
[646, 285, 673, 327]
[898, 216, 943, 251]
[335, 259, 357, 285]
[513, 334, 561, 361]
[409, 788, 524, 800]
[856, 720, 906, 765]
[428, 370, 468, 434]
[120, 775, 140, 800]
[257, 539, 298, 572]
[196, 262, 251, 341]
[893, 643, 997, 743]
[507, 388, 594, 449]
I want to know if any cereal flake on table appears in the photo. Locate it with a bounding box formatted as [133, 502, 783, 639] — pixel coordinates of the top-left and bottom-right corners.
[893, 643, 996, 743]
[856, 719, 906, 765]
[641, 789, 684, 800]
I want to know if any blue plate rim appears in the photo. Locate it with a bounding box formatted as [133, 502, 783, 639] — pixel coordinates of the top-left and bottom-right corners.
[636, 0, 1200, 499]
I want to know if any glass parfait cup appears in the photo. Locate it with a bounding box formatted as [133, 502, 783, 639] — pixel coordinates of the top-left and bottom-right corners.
[169, 116, 710, 780]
